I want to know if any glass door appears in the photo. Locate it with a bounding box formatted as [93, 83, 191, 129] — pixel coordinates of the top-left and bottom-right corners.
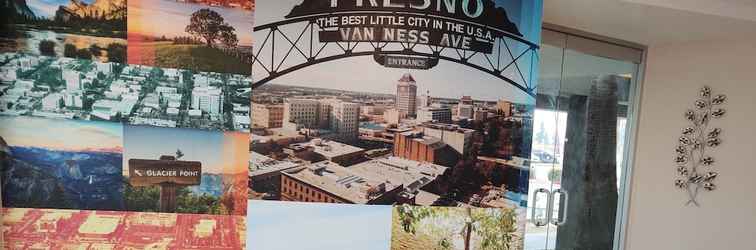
[525, 28, 643, 250]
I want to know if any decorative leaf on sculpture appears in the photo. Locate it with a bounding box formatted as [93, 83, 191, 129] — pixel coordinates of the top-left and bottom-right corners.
[703, 172, 718, 181]
[695, 100, 707, 109]
[685, 110, 696, 121]
[707, 138, 721, 147]
[708, 128, 722, 138]
[700, 86, 711, 97]
[679, 136, 691, 145]
[712, 95, 727, 105]
[701, 156, 714, 166]
[675, 155, 688, 165]
[675, 179, 688, 189]
[677, 166, 689, 176]
[703, 182, 716, 191]
[711, 109, 726, 118]
[682, 127, 694, 135]
[675, 145, 687, 154]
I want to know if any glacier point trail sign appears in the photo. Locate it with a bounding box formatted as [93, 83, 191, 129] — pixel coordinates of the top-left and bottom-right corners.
[129, 155, 201, 212]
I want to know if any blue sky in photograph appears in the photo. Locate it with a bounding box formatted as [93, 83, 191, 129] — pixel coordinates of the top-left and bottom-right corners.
[247, 200, 392, 250]
[123, 125, 227, 174]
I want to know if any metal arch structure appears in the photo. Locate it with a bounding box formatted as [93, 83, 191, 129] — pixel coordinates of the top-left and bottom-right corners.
[252, 14, 540, 97]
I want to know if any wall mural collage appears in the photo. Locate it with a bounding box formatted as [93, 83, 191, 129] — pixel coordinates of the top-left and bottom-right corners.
[0, 0, 543, 249]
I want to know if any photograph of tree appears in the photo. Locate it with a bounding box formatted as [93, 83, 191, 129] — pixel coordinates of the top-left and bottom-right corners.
[123, 125, 248, 216]
[0, 0, 127, 63]
[392, 205, 524, 250]
[127, 0, 254, 75]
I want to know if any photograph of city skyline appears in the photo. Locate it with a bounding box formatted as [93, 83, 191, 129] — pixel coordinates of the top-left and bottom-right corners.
[127, 0, 255, 75]
[250, 79, 533, 209]
[0, 0, 127, 63]
[0, 52, 251, 131]
[249, 3, 538, 224]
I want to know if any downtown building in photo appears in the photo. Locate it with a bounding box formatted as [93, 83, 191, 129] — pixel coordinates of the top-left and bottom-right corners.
[282, 98, 360, 142]
[395, 73, 417, 118]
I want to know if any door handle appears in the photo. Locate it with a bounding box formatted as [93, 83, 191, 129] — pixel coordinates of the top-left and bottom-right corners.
[531, 188, 550, 227]
[550, 189, 568, 226]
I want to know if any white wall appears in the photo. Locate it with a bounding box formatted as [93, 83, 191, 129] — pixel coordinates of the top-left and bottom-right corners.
[624, 36, 756, 250]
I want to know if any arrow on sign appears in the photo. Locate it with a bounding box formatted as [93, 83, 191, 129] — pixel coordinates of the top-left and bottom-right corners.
[135, 170, 144, 177]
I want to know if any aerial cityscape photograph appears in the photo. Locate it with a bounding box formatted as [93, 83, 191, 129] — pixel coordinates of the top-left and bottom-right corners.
[2, 208, 246, 249]
[0, 52, 251, 131]
[249, 70, 534, 212]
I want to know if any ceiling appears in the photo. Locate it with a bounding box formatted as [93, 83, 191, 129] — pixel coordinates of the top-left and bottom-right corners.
[543, 0, 756, 46]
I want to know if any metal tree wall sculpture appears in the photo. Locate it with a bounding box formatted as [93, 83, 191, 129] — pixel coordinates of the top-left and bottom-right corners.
[674, 86, 726, 206]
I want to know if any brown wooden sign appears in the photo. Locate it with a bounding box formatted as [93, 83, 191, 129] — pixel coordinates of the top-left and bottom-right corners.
[128, 159, 202, 187]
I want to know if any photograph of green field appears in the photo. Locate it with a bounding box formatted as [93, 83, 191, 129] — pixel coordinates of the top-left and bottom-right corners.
[392, 205, 524, 250]
[127, 0, 254, 75]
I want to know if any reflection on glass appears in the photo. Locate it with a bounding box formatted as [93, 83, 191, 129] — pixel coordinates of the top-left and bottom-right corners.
[526, 34, 640, 250]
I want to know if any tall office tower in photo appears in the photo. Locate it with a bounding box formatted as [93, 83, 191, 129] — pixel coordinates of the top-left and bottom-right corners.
[396, 73, 417, 118]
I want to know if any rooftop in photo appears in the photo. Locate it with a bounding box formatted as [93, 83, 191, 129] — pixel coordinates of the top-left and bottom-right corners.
[249, 151, 301, 176]
[77, 213, 122, 235]
[360, 122, 387, 131]
[293, 139, 365, 159]
[284, 161, 388, 204]
[283, 156, 447, 204]
[398, 73, 416, 83]
[422, 122, 476, 133]
[349, 156, 448, 190]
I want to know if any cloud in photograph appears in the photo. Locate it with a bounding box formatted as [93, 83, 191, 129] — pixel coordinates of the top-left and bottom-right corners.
[247, 200, 392, 250]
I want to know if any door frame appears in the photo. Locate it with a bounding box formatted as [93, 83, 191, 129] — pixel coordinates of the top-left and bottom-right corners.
[540, 23, 648, 250]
